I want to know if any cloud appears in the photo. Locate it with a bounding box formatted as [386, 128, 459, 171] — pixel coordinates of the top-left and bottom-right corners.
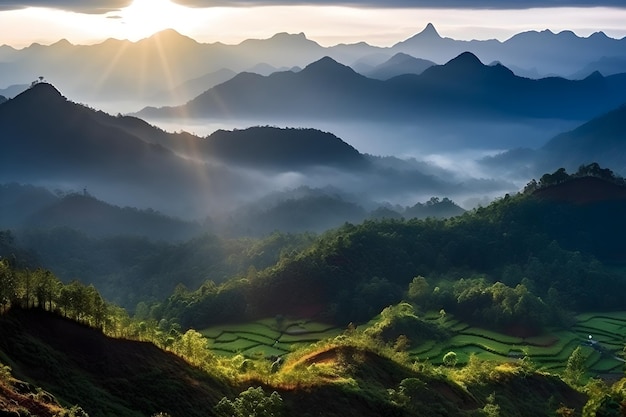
[170, 0, 626, 8]
[0, 1, 132, 13]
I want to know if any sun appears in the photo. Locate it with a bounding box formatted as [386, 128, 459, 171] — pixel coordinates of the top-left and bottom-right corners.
[118, 0, 197, 40]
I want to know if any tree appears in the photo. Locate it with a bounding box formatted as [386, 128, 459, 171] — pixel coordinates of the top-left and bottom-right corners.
[0, 259, 16, 312]
[443, 351, 458, 367]
[564, 346, 586, 385]
[170, 329, 215, 368]
[407, 276, 429, 301]
[32, 269, 60, 310]
[215, 387, 284, 417]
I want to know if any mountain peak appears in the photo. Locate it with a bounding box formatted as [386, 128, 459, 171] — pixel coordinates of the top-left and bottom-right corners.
[419, 23, 441, 39]
[302, 56, 356, 77]
[51, 39, 73, 48]
[12, 82, 65, 104]
[143, 29, 198, 46]
[271, 32, 308, 40]
[589, 31, 609, 39]
[584, 70, 604, 81]
[446, 51, 483, 67]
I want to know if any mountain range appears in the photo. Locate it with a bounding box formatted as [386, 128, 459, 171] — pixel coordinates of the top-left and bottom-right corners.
[2, 83, 507, 220]
[1, 24, 625, 109]
[3, 78, 626, 227]
[139, 53, 626, 122]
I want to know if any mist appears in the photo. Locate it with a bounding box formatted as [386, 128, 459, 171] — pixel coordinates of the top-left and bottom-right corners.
[133, 114, 579, 211]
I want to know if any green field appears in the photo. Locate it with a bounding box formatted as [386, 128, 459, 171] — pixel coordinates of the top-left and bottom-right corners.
[200, 312, 625, 376]
[412, 312, 626, 374]
[200, 318, 341, 358]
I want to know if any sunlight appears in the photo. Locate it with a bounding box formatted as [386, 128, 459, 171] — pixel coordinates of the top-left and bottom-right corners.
[118, 0, 197, 40]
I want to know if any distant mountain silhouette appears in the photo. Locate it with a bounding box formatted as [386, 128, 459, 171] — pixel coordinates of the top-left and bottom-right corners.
[245, 62, 281, 76]
[0, 84, 186, 179]
[570, 56, 626, 79]
[22, 192, 201, 240]
[2, 24, 625, 107]
[0, 83, 232, 216]
[481, 103, 626, 178]
[225, 190, 368, 235]
[363, 52, 435, 80]
[149, 67, 237, 106]
[392, 24, 626, 78]
[541, 104, 626, 173]
[0, 183, 58, 227]
[0, 83, 27, 98]
[0, 94, 6, 104]
[141, 56, 383, 119]
[3, 83, 476, 219]
[140, 53, 626, 121]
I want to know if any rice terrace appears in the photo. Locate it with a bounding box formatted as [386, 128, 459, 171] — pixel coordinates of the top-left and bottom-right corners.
[201, 311, 626, 376]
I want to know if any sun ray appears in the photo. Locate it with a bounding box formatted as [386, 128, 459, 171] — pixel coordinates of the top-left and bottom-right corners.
[91, 39, 131, 97]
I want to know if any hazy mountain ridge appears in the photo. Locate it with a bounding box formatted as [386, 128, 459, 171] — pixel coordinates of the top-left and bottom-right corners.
[541, 104, 626, 172]
[2, 83, 514, 219]
[148, 67, 237, 106]
[1, 24, 625, 110]
[140, 53, 626, 122]
[0, 83, 220, 216]
[483, 103, 626, 178]
[363, 52, 435, 80]
[23, 192, 203, 241]
[393, 23, 626, 77]
[0, 83, 28, 98]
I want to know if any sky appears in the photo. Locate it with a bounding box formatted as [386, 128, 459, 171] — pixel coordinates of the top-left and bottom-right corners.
[0, 0, 625, 48]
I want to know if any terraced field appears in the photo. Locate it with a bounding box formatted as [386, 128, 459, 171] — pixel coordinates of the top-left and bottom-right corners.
[413, 312, 626, 375]
[200, 318, 341, 358]
[199, 312, 625, 377]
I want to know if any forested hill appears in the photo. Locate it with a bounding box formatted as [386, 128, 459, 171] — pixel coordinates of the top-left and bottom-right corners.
[15, 191, 202, 241]
[204, 127, 367, 169]
[156, 166, 626, 329]
[0, 308, 231, 417]
[533, 176, 626, 204]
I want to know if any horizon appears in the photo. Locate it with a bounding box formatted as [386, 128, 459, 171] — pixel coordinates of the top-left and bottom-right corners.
[1, 1, 626, 48]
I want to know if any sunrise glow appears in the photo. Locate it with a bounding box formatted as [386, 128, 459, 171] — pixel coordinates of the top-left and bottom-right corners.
[0, 2, 625, 49]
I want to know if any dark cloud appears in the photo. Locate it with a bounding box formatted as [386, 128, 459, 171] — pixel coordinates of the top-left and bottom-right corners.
[0, 1, 132, 13]
[170, 0, 626, 8]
